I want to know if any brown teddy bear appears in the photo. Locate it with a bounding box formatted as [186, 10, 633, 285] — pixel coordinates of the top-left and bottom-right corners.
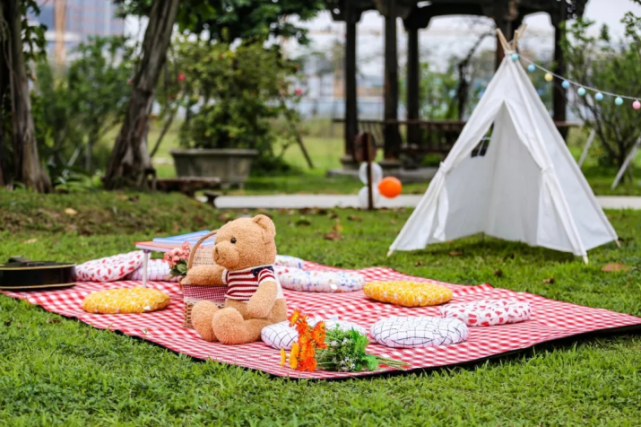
[187, 215, 287, 345]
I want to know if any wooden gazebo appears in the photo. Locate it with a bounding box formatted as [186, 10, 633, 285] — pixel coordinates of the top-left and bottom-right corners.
[325, 0, 587, 169]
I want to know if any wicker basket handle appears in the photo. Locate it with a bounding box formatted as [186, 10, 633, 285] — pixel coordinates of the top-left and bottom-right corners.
[187, 229, 219, 269]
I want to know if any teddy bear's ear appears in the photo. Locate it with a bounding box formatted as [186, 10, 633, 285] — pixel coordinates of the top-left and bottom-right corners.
[252, 214, 276, 239]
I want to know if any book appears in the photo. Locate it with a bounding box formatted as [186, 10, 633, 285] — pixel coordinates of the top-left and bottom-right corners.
[135, 230, 216, 253]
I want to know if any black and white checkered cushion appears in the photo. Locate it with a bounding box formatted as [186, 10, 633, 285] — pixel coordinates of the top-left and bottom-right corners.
[370, 316, 469, 348]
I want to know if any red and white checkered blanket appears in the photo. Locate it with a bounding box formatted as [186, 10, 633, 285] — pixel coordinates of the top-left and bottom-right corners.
[3, 261, 641, 379]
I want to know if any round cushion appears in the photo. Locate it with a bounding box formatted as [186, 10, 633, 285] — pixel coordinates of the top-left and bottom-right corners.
[261, 317, 366, 350]
[82, 287, 171, 314]
[370, 316, 469, 348]
[363, 281, 453, 307]
[125, 259, 180, 282]
[440, 299, 531, 326]
[275, 255, 305, 269]
[276, 266, 365, 293]
[76, 251, 145, 282]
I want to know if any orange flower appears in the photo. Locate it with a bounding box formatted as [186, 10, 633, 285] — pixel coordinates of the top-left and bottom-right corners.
[290, 342, 300, 360]
[289, 310, 300, 326]
[290, 356, 298, 370]
[280, 349, 286, 367]
[312, 322, 326, 346]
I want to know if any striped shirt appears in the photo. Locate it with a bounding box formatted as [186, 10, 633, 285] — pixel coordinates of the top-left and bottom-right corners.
[223, 265, 284, 302]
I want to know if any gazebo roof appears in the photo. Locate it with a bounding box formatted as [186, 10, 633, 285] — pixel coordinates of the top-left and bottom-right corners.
[325, 0, 587, 22]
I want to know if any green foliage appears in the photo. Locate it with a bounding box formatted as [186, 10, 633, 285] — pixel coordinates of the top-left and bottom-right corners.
[28, 36, 135, 187]
[562, 17, 641, 173]
[115, 0, 324, 44]
[1, 190, 641, 425]
[20, 0, 47, 62]
[176, 38, 303, 173]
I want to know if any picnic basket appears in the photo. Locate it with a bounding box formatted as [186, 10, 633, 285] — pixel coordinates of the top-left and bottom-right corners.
[180, 230, 227, 329]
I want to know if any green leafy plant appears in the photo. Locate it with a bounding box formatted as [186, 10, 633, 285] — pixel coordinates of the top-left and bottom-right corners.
[315, 327, 408, 372]
[176, 38, 303, 173]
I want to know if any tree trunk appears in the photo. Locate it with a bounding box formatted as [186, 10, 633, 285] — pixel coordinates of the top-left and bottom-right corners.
[2, 0, 51, 192]
[104, 0, 180, 189]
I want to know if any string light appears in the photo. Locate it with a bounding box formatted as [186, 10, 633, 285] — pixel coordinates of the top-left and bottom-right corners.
[519, 55, 640, 108]
[511, 53, 519, 62]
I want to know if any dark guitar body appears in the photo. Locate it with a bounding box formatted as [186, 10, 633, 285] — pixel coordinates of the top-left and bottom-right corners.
[0, 257, 76, 290]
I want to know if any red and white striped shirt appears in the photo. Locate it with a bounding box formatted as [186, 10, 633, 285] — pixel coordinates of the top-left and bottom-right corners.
[222, 265, 284, 302]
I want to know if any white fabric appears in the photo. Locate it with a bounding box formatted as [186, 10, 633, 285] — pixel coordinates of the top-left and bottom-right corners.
[274, 255, 305, 269]
[390, 55, 617, 258]
[261, 316, 367, 350]
[370, 316, 469, 349]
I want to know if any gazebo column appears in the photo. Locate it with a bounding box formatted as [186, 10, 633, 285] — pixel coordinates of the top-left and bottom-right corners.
[552, 8, 568, 139]
[340, 4, 360, 170]
[383, 0, 402, 165]
[406, 23, 421, 146]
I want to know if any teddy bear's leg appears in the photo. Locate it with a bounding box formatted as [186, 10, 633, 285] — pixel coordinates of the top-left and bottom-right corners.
[212, 307, 272, 345]
[191, 301, 219, 342]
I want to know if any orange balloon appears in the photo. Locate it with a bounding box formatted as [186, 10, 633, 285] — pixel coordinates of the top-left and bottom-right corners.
[378, 177, 402, 198]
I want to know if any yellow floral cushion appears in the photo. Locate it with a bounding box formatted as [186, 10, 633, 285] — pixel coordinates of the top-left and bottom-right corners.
[363, 281, 453, 307]
[83, 287, 171, 314]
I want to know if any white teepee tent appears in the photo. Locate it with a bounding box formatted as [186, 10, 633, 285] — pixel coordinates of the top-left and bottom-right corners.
[389, 28, 618, 263]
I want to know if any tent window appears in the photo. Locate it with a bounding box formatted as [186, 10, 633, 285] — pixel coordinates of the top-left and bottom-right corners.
[471, 125, 493, 158]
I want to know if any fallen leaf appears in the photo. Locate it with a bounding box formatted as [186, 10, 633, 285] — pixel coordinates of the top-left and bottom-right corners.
[295, 218, 311, 227]
[324, 231, 343, 241]
[390, 219, 397, 225]
[298, 208, 312, 215]
[601, 263, 630, 272]
[494, 269, 503, 277]
[64, 208, 78, 216]
[116, 194, 128, 201]
[46, 318, 61, 324]
[332, 224, 344, 232]
[449, 251, 464, 257]
[347, 215, 362, 222]
[22, 238, 38, 244]
[542, 277, 555, 284]
[414, 261, 424, 267]
[328, 212, 339, 220]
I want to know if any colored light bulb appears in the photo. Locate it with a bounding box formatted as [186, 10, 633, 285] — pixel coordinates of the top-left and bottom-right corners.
[615, 97, 624, 106]
[511, 53, 519, 62]
[561, 80, 570, 89]
[633, 100, 641, 110]
[544, 73, 553, 82]
[527, 64, 536, 73]
[577, 87, 586, 96]
[595, 92, 604, 101]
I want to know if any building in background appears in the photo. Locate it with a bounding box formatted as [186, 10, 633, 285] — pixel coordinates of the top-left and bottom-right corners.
[32, 0, 125, 63]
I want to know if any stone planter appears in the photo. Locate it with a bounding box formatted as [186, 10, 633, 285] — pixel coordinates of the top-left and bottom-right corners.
[170, 149, 258, 188]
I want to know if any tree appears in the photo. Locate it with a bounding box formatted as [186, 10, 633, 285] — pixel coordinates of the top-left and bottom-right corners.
[104, 0, 180, 189]
[563, 15, 641, 175]
[0, 0, 51, 191]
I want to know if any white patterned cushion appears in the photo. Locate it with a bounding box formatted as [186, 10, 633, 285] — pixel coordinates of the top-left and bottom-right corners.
[275, 266, 364, 293]
[275, 255, 305, 268]
[439, 299, 531, 326]
[370, 316, 469, 348]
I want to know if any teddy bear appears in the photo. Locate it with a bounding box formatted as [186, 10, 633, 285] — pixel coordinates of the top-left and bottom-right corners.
[187, 214, 287, 345]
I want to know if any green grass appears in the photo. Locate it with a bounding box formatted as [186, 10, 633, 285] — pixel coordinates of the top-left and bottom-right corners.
[1, 190, 641, 426]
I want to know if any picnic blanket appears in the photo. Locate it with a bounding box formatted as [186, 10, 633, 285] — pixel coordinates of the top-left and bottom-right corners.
[2, 261, 641, 379]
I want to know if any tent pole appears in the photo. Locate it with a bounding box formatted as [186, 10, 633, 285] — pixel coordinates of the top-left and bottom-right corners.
[578, 129, 595, 168]
[387, 250, 394, 257]
[582, 255, 589, 264]
[611, 135, 641, 189]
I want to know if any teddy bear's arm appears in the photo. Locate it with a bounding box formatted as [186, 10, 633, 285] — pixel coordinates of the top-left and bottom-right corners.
[245, 280, 278, 318]
[186, 265, 226, 286]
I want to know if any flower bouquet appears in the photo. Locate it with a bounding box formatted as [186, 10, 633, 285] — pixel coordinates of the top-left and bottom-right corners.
[162, 242, 191, 279]
[280, 311, 408, 373]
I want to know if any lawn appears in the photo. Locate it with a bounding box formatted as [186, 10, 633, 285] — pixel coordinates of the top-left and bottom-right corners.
[1, 190, 641, 426]
[132, 120, 641, 196]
